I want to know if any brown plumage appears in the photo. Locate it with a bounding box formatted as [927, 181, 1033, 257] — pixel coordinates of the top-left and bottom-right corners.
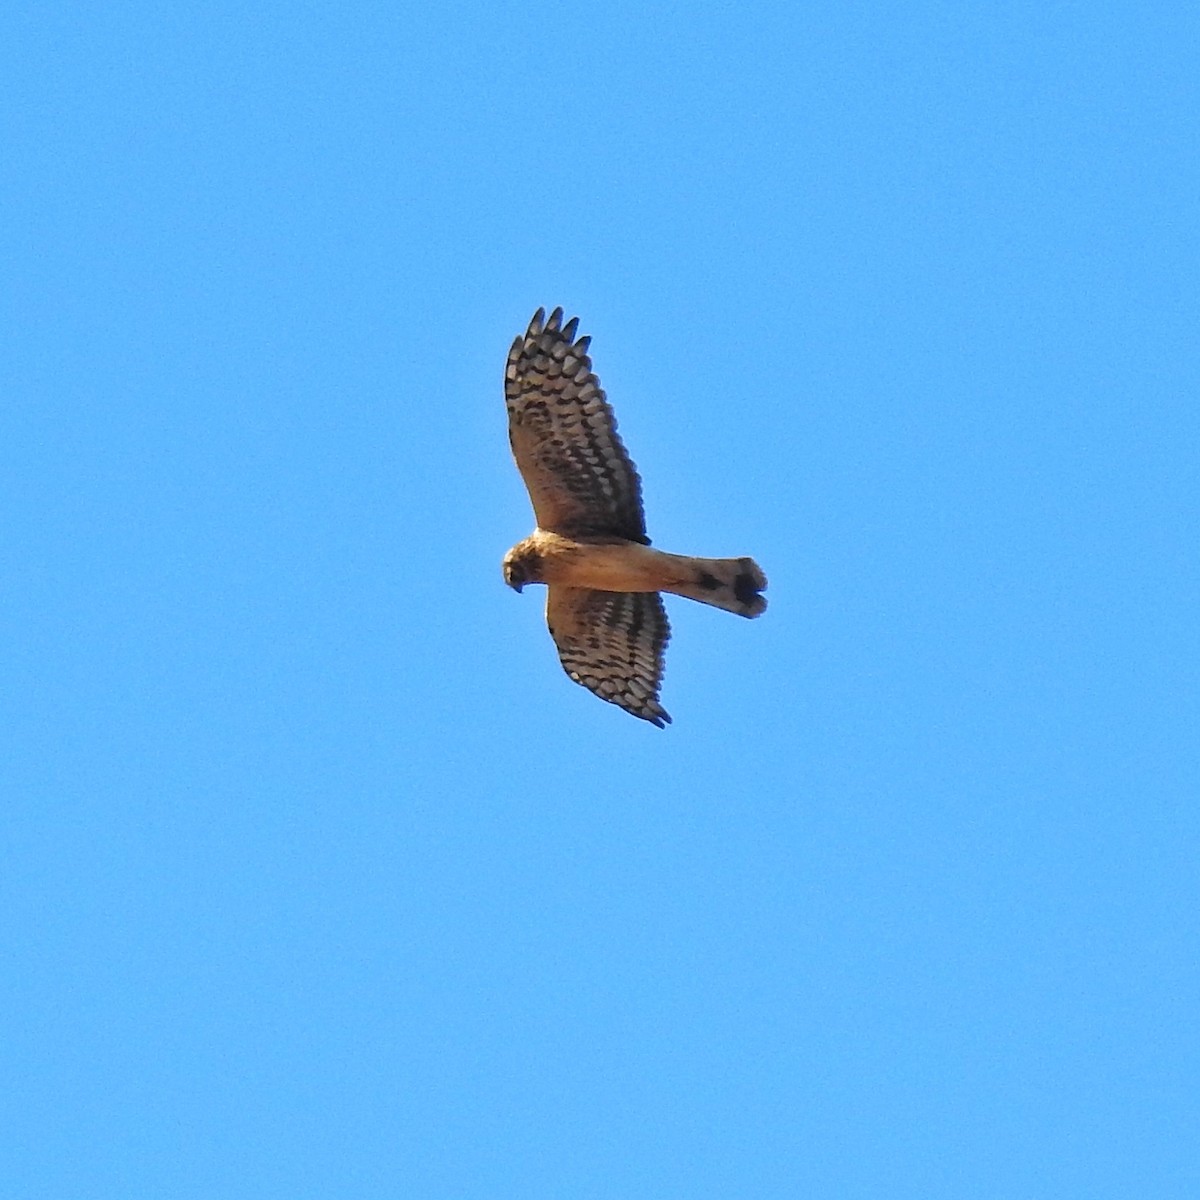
[503, 307, 766, 726]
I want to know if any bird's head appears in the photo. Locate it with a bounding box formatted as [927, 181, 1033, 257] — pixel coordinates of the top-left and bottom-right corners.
[502, 544, 542, 593]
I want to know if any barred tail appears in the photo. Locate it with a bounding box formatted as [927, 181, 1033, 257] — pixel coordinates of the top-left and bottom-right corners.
[668, 556, 768, 618]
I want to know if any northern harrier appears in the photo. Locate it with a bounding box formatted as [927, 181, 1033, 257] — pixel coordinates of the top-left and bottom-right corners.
[503, 307, 767, 727]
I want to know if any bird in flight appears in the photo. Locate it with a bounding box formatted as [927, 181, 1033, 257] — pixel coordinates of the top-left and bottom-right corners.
[502, 307, 767, 727]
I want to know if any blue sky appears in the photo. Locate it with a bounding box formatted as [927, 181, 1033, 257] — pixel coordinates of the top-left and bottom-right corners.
[3, 1, 1197, 1196]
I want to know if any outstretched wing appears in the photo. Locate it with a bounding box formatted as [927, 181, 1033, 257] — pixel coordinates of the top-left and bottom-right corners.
[505, 307, 649, 544]
[545, 586, 671, 727]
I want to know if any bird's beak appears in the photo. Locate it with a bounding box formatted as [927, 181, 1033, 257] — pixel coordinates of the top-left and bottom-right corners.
[509, 581, 523, 594]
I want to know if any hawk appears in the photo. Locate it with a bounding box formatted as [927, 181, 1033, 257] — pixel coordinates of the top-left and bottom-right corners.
[502, 307, 767, 727]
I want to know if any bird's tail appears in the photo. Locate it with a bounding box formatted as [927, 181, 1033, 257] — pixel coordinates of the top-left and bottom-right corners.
[666, 555, 768, 618]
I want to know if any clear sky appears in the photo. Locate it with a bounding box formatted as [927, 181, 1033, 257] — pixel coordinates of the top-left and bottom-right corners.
[3, 2, 1197, 1196]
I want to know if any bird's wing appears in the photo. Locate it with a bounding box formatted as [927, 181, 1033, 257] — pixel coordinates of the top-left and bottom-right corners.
[545, 586, 671, 727]
[505, 307, 649, 543]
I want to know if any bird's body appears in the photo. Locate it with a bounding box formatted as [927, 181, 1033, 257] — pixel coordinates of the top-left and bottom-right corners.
[504, 531, 766, 617]
[503, 307, 766, 726]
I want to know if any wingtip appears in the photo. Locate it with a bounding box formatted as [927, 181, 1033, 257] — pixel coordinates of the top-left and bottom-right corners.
[524, 307, 586, 346]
